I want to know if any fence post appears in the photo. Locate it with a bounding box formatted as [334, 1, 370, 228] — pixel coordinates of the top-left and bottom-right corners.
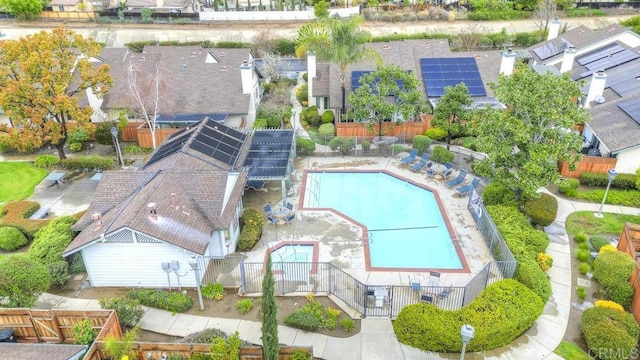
[239, 257, 247, 293]
[328, 263, 333, 293]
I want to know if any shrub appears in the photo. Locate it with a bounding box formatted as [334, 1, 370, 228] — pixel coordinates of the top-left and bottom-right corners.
[361, 140, 371, 153]
[514, 258, 551, 303]
[236, 298, 254, 314]
[0, 226, 28, 251]
[606, 282, 635, 308]
[236, 208, 264, 251]
[600, 244, 618, 254]
[523, 193, 558, 227]
[0, 201, 48, 238]
[579, 262, 591, 275]
[0, 254, 51, 307]
[431, 145, 455, 164]
[536, 253, 553, 271]
[284, 311, 321, 331]
[328, 137, 356, 155]
[73, 318, 97, 345]
[296, 138, 316, 156]
[34, 154, 60, 168]
[296, 83, 308, 104]
[577, 286, 586, 299]
[67, 128, 90, 152]
[95, 121, 120, 145]
[579, 172, 637, 190]
[574, 232, 588, 243]
[61, 156, 114, 171]
[69, 253, 86, 273]
[274, 39, 295, 56]
[558, 178, 579, 197]
[290, 349, 312, 360]
[28, 215, 77, 265]
[574, 188, 640, 207]
[215, 41, 251, 48]
[637, 168, 640, 190]
[593, 250, 635, 306]
[318, 123, 335, 137]
[127, 289, 193, 313]
[47, 260, 70, 286]
[412, 135, 432, 155]
[482, 182, 516, 206]
[424, 128, 446, 141]
[253, 118, 268, 129]
[582, 307, 640, 360]
[301, 106, 321, 128]
[595, 300, 625, 313]
[302, 72, 308, 82]
[201, 282, 224, 300]
[590, 236, 610, 252]
[122, 145, 152, 154]
[99, 296, 144, 328]
[321, 110, 334, 124]
[578, 242, 590, 251]
[340, 318, 355, 332]
[576, 249, 590, 262]
[394, 279, 543, 352]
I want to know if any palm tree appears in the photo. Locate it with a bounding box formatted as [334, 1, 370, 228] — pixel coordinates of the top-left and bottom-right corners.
[295, 15, 382, 115]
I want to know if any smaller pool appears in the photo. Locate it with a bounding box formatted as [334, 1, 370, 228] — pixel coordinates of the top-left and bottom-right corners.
[269, 244, 315, 264]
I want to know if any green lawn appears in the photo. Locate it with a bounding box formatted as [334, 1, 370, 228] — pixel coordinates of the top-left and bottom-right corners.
[566, 211, 640, 238]
[554, 341, 590, 360]
[0, 162, 47, 203]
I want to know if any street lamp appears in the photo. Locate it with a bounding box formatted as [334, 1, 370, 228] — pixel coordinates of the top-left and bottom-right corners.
[110, 126, 124, 168]
[188, 258, 205, 311]
[460, 324, 475, 360]
[594, 169, 617, 218]
[291, 108, 297, 131]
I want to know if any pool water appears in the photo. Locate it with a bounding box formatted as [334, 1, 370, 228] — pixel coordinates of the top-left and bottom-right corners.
[303, 171, 462, 270]
[270, 244, 313, 264]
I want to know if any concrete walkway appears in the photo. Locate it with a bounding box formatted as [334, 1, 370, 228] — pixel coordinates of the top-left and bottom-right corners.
[290, 73, 310, 139]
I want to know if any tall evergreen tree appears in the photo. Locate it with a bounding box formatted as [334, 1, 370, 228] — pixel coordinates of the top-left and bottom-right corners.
[261, 256, 279, 360]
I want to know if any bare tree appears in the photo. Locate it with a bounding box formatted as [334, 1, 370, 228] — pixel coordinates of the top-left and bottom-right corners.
[260, 53, 290, 83]
[533, 0, 558, 32]
[251, 31, 277, 58]
[452, 24, 489, 52]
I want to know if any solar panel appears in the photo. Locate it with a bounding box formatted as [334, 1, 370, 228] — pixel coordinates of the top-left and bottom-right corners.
[420, 57, 487, 97]
[619, 98, 640, 125]
[242, 130, 295, 179]
[533, 43, 562, 60]
[584, 50, 639, 72]
[351, 70, 410, 93]
[577, 44, 624, 65]
[143, 128, 193, 169]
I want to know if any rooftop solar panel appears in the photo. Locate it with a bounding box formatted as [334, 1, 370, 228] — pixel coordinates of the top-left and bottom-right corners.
[243, 130, 295, 179]
[420, 57, 487, 97]
[143, 129, 193, 169]
[533, 43, 561, 60]
[576, 44, 624, 66]
[351, 70, 410, 93]
[619, 98, 640, 126]
[584, 50, 639, 72]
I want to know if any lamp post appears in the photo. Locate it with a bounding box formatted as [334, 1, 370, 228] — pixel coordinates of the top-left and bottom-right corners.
[460, 324, 475, 360]
[291, 108, 297, 131]
[110, 126, 124, 168]
[188, 258, 205, 311]
[594, 169, 617, 218]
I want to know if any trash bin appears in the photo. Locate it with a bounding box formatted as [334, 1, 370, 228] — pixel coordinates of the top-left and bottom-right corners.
[0, 328, 16, 343]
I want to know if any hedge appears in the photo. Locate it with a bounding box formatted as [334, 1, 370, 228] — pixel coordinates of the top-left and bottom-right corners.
[431, 145, 455, 164]
[34, 154, 61, 168]
[412, 135, 432, 155]
[579, 172, 637, 190]
[558, 178, 579, 197]
[321, 110, 334, 124]
[284, 311, 321, 332]
[574, 188, 640, 208]
[236, 208, 264, 251]
[127, 289, 193, 313]
[482, 182, 516, 206]
[296, 138, 316, 156]
[0, 201, 48, 238]
[582, 307, 640, 360]
[99, 296, 145, 328]
[593, 250, 635, 307]
[61, 156, 114, 172]
[0, 226, 28, 251]
[124, 40, 214, 53]
[0, 254, 51, 308]
[28, 215, 77, 265]
[523, 193, 558, 227]
[394, 279, 543, 352]
[424, 128, 446, 141]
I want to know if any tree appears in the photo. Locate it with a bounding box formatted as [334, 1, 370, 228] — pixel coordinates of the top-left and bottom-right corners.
[0, 254, 51, 307]
[314, 0, 329, 18]
[295, 15, 381, 115]
[261, 256, 279, 360]
[346, 65, 426, 138]
[432, 83, 472, 149]
[533, 0, 558, 32]
[0, 0, 45, 20]
[475, 64, 588, 202]
[0, 27, 113, 159]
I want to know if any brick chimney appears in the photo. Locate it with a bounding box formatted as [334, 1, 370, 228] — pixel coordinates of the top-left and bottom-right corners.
[499, 48, 517, 76]
[584, 71, 607, 108]
[560, 46, 576, 73]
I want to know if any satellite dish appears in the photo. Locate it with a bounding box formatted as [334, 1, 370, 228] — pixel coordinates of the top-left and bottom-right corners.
[594, 96, 606, 104]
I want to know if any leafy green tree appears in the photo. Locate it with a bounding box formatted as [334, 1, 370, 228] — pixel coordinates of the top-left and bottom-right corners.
[0, 27, 113, 159]
[295, 15, 381, 114]
[0, 254, 51, 307]
[475, 64, 588, 202]
[314, 0, 329, 18]
[261, 256, 279, 360]
[621, 16, 640, 35]
[346, 65, 426, 138]
[28, 215, 77, 265]
[432, 83, 472, 149]
[0, 0, 45, 20]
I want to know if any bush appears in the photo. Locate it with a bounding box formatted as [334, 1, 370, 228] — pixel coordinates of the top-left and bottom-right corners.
[412, 135, 432, 155]
[236, 298, 254, 314]
[361, 140, 371, 153]
[274, 39, 296, 56]
[577, 286, 586, 299]
[0, 254, 51, 307]
[579, 262, 591, 275]
[536, 253, 553, 271]
[582, 307, 640, 360]
[67, 128, 90, 152]
[127, 289, 193, 313]
[72, 318, 97, 345]
[122, 145, 152, 154]
[424, 128, 446, 141]
[236, 208, 264, 251]
[0, 201, 48, 238]
[593, 250, 635, 307]
[302, 72, 308, 82]
[482, 182, 517, 206]
[290, 349, 312, 360]
[47, 260, 70, 285]
[301, 106, 321, 128]
[576, 248, 590, 262]
[0, 226, 28, 251]
[567, 8, 607, 17]
[318, 123, 335, 137]
[296, 83, 308, 104]
[321, 110, 334, 124]
[202, 282, 225, 300]
[95, 122, 120, 145]
[328, 137, 355, 155]
[574, 188, 640, 207]
[284, 311, 321, 331]
[637, 168, 640, 190]
[340, 318, 355, 332]
[296, 138, 316, 156]
[590, 236, 610, 252]
[34, 154, 60, 168]
[558, 178, 579, 197]
[523, 193, 557, 227]
[61, 156, 114, 171]
[394, 279, 543, 352]
[600, 244, 618, 254]
[595, 300, 625, 313]
[431, 145, 455, 164]
[579, 172, 637, 190]
[28, 215, 77, 265]
[574, 232, 588, 243]
[99, 296, 145, 328]
[514, 258, 551, 303]
[253, 118, 268, 129]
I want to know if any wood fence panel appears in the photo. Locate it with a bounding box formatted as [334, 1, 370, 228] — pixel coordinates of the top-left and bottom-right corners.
[39, 11, 96, 20]
[336, 121, 428, 140]
[616, 223, 640, 325]
[122, 122, 144, 142]
[137, 127, 180, 148]
[559, 156, 617, 178]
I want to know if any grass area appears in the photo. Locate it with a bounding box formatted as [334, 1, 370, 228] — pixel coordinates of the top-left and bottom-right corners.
[0, 162, 47, 204]
[554, 341, 590, 360]
[573, 188, 640, 208]
[566, 211, 640, 238]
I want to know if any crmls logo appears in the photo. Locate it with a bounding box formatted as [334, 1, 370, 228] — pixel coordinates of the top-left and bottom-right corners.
[588, 348, 639, 359]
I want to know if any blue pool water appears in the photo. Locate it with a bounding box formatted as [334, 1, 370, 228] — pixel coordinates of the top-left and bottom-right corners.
[304, 172, 462, 270]
[270, 244, 313, 263]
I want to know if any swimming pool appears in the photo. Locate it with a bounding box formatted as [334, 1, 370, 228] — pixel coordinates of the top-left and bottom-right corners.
[270, 244, 314, 263]
[302, 171, 464, 271]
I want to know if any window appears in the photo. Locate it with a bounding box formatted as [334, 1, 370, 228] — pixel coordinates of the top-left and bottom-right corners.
[58, 6, 64, 11]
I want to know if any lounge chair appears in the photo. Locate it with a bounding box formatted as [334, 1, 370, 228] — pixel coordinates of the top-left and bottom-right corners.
[411, 154, 430, 172]
[245, 180, 266, 190]
[440, 168, 453, 180]
[445, 170, 467, 188]
[266, 214, 278, 225]
[284, 212, 296, 224]
[400, 149, 418, 164]
[456, 178, 480, 197]
[286, 202, 294, 212]
[427, 271, 441, 286]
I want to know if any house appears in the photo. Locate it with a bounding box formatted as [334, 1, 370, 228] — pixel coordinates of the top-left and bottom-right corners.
[123, 0, 200, 12]
[85, 45, 263, 129]
[527, 21, 640, 174]
[62, 118, 251, 288]
[48, 0, 84, 11]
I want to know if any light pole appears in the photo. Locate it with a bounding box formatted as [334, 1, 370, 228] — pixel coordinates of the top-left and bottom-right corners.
[110, 126, 124, 168]
[189, 258, 205, 311]
[594, 169, 617, 218]
[291, 108, 297, 131]
[460, 324, 475, 360]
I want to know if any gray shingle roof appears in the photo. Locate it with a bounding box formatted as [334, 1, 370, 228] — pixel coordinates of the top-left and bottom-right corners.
[49, 0, 81, 5]
[587, 96, 640, 154]
[0, 343, 86, 360]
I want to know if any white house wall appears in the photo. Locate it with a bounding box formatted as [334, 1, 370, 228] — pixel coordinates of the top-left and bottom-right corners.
[82, 242, 202, 288]
[615, 147, 640, 174]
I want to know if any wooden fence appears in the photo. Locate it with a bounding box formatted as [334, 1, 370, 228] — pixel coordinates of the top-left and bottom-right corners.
[39, 11, 96, 20]
[137, 126, 181, 148]
[336, 118, 430, 140]
[121, 121, 145, 142]
[616, 223, 640, 325]
[559, 156, 617, 178]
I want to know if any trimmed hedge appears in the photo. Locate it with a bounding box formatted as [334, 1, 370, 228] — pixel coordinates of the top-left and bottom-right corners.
[0, 201, 48, 238]
[99, 296, 145, 328]
[28, 216, 77, 265]
[394, 279, 543, 352]
[574, 188, 640, 208]
[582, 307, 640, 360]
[482, 182, 516, 206]
[318, 123, 335, 137]
[431, 145, 454, 164]
[61, 156, 114, 171]
[579, 172, 638, 190]
[127, 289, 193, 313]
[236, 208, 264, 251]
[424, 128, 446, 141]
[284, 311, 321, 332]
[523, 193, 558, 227]
[0, 226, 28, 251]
[296, 138, 316, 156]
[321, 110, 334, 124]
[0, 254, 51, 308]
[593, 250, 635, 307]
[412, 135, 432, 155]
[558, 178, 580, 197]
[34, 154, 60, 168]
[590, 236, 610, 252]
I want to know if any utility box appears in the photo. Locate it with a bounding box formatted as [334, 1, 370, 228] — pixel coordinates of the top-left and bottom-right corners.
[0, 329, 16, 343]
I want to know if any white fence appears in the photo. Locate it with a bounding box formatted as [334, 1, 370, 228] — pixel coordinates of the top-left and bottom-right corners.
[199, 5, 360, 21]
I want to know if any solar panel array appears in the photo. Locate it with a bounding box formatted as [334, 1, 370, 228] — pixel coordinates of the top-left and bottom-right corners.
[143, 127, 193, 169]
[420, 57, 486, 97]
[576, 44, 639, 79]
[190, 119, 247, 167]
[601, 64, 640, 97]
[243, 130, 294, 179]
[533, 41, 570, 61]
[618, 97, 640, 126]
[351, 70, 408, 93]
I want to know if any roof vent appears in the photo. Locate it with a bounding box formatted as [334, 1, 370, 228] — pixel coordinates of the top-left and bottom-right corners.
[148, 202, 158, 220]
[594, 96, 606, 104]
[92, 212, 103, 230]
[182, 64, 186, 70]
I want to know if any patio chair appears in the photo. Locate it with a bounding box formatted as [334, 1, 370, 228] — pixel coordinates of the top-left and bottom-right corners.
[427, 271, 441, 286]
[455, 178, 480, 197]
[284, 212, 296, 224]
[440, 168, 453, 180]
[266, 214, 278, 225]
[411, 154, 430, 172]
[445, 170, 467, 188]
[286, 202, 294, 212]
[426, 163, 436, 177]
[263, 203, 272, 214]
[437, 285, 454, 302]
[400, 149, 418, 164]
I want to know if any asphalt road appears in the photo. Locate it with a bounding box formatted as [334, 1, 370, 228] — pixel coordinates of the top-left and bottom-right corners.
[0, 14, 635, 46]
